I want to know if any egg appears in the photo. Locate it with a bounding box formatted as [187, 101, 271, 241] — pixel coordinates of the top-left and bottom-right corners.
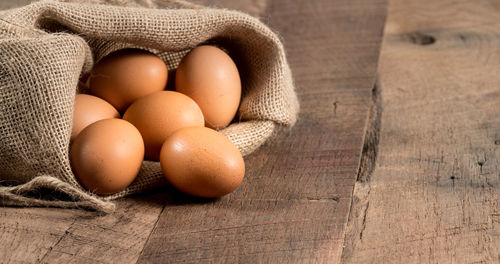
[71, 94, 120, 141]
[89, 49, 168, 112]
[175, 45, 241, 129]
[160, 126, 245, 198]
[123, 91, 204, 160]
[70, 119, 144, 195]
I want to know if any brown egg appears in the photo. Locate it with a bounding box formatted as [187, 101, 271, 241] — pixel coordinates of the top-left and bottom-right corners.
[175, 45, 241, 129]
[160, 126, 245, 198]
[123, 91, 204, 160]
[89, 49, 168, 112]
[70, 119, 144, 195]
[71, 94, 120, 142]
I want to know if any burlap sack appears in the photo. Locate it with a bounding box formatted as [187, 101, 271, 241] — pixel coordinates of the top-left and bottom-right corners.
[0, 0, 299, 213]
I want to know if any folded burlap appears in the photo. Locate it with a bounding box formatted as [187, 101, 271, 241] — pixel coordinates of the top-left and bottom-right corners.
[0, 0, 298, 213]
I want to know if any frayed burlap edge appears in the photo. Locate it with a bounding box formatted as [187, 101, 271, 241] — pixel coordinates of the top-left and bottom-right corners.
[0, 176, 115, 212]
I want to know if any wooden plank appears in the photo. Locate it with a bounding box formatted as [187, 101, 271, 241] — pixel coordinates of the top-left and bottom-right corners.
[1, 207, 80, 263]
[0, 193, 165, 264]
[0, 0, 30, 10]
[341, 0, 500, 263]
[190, 0, 269, 18]
[137, 0, 387, 262]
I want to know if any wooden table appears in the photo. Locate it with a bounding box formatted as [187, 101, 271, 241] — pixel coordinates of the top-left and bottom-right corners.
[3, 0, 499, 263]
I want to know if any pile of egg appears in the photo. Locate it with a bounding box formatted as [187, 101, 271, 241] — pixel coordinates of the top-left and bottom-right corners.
[70, 46, 245, 198]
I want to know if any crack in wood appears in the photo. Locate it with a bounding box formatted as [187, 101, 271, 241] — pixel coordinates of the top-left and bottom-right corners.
[477, 153, 487, 174]
[136, 205, 166, 263]
[340, 77, 381, 262]
[305, 197, 340, 202]
[39, 218, 77, 262]
[333, 100, 338, 115]
[406, 32, 436, 45]
[356, 78, 382, 183]
[359, 201, 370, 240]
[450, 175, 457, 187]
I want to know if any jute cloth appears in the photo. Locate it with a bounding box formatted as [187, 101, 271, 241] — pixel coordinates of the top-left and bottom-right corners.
[0, 0, 299, 213]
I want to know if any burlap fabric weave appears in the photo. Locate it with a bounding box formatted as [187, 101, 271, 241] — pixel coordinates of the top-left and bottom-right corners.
[0, 0, 299, 213]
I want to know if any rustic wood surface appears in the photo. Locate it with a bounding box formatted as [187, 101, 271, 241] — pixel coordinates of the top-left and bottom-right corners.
[341, 0, 500, 263]
[0, 0, 30, 10]
[138, 0, 387, 262]
[0, 0, 386, 263]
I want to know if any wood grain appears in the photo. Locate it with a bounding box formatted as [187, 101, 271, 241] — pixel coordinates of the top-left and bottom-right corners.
[137, 0, 387, 262]
[190, 0, 269, 18]
[0, 193, 166, 264]
[341, 0, 500, 263]
[0, 0, 30, 10]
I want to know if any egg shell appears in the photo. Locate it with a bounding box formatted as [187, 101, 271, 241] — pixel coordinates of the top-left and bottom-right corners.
[175, 45, 241, 129]
[70, 119, 144, 195]
[71, 94, 120, 142]
[89, 49, 168, 112]
[160, 126, 245, 198]
[123, 91, 204, 161]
